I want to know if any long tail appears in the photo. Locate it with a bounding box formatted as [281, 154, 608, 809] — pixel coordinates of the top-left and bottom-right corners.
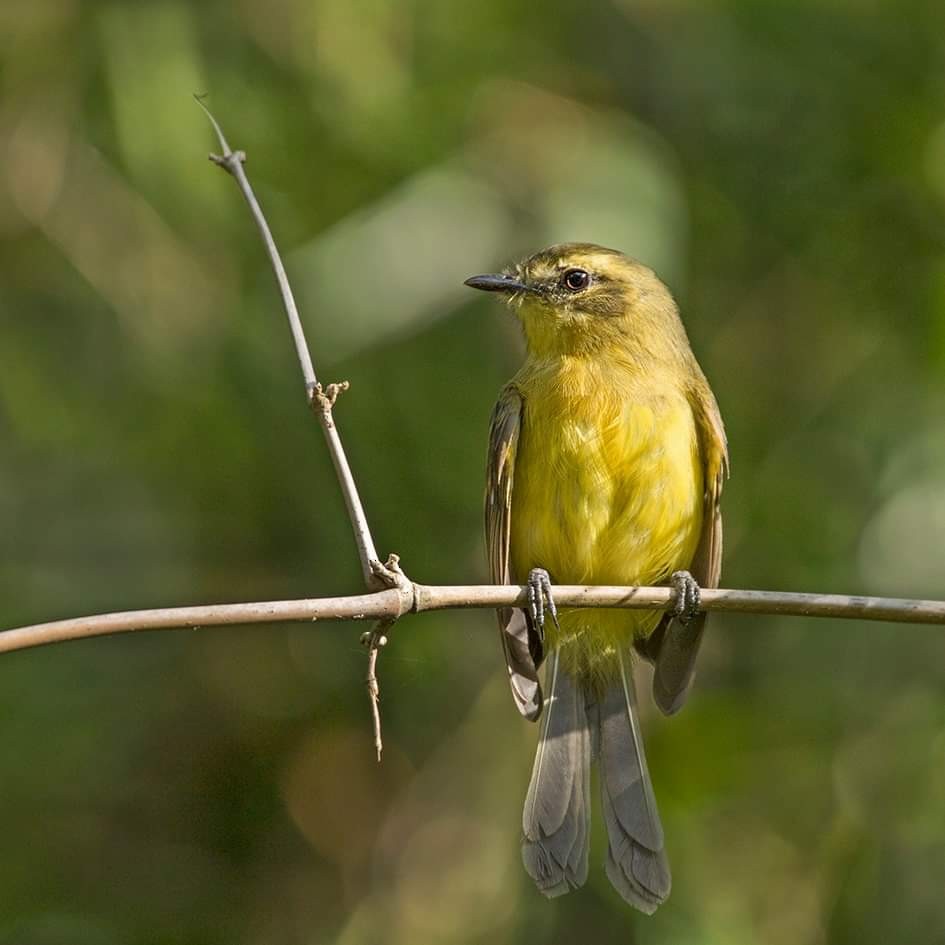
[521, 650, 591, 896]
[597, 648, 671, 912]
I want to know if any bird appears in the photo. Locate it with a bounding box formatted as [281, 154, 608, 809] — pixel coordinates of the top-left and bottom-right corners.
[464, 243, 728, 912]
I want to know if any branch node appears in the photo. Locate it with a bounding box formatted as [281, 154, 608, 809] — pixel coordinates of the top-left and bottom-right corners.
[309, 380, 350, 416]
[370, 553, 419, 614]
[208, 149, 247, 177]
[370, 553, 404, 586]
[360, 628, 388, 648]
[357, 554, 418, 760]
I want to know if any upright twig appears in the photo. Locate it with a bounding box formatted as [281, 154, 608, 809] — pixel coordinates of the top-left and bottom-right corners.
[196, 96, 417, 756]
[194, 95, 381, 590]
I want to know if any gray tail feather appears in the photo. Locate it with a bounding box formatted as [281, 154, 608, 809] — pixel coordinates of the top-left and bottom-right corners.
[521, 650, 591, 896]
[596, 648, 671, 912]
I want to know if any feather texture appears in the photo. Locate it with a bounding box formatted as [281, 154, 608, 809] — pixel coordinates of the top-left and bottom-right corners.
[485, 386, 543, 720]
[598, 649, 671, 912]
[651, 376, 729, 715]
[475, 243, 728, 912]
[521, 650, 591, 895]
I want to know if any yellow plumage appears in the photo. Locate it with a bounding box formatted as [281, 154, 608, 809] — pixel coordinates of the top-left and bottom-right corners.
[482, 243, 725, 687]
[468, 242, 728, 911]
[510, 354, 704, 679]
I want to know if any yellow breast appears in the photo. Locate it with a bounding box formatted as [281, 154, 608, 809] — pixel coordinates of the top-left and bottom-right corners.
[510, 355, 703, 667]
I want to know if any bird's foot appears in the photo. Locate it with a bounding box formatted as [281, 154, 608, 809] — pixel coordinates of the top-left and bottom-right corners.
[671, 570, 701, 625]
[526, 567, 560, 639]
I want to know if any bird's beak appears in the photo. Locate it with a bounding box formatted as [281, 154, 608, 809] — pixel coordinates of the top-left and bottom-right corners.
[464, 273, 529, 294]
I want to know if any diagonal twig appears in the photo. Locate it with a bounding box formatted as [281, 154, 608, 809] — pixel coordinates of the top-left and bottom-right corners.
[195, 96, 416, 757]
[194, 94, 382, 591]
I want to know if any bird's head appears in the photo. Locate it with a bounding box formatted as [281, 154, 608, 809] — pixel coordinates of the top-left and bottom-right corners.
[465, 243, 687, 361]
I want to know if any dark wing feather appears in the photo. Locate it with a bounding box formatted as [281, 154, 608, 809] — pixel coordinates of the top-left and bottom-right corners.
[485, 385, 543, 721]
[651, 376, 728, 716]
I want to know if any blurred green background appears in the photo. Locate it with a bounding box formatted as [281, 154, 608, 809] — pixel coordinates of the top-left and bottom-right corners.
[3, 1, 945, 942]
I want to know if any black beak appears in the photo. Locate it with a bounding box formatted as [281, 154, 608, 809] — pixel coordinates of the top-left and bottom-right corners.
[463, 273, 529, 294]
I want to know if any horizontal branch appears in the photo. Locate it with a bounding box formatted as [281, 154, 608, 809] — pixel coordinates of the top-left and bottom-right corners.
[2, 585, 943, 656]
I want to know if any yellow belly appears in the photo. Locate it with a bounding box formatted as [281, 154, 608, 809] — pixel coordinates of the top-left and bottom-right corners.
[510, 360, 703, 678]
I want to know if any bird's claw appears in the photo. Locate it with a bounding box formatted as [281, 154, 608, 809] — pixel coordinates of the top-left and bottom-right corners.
[671, 570, 701, 625]
[526, 567, 559, 638]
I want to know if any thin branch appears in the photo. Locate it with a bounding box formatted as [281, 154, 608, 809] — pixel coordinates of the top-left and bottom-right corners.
[361, 622, 391, 761]
[195, 98, 418, 757]
[195, 95, 381, 589]
[3, 584, 944, 655]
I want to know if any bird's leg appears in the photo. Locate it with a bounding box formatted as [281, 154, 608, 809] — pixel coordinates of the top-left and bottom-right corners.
[634, 571, 703, 665]
[670, 570, 701, 625]
[526, 567, 560, 641]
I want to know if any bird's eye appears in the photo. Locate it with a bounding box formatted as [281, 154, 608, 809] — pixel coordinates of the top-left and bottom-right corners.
[562, 268, 590, 291]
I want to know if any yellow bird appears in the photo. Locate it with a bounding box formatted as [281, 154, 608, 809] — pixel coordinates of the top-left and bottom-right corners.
[465, 243, 728, 912]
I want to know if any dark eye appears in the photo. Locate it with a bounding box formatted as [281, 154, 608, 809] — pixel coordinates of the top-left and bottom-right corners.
[562, 268, 590, 291]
